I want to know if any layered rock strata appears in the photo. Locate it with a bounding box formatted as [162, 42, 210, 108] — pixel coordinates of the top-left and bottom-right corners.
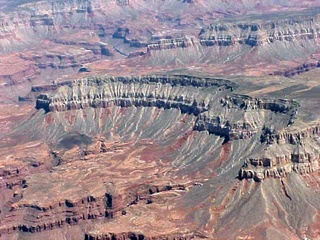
[239, 152, 320, 182]
[142, 11, 320, 58]
[32, 75, 320, 183]
[271, 60, 320, 77]
[147, 37, 196, 51]
[36, 75, 295, 142]
[84, 231, 203, 240]
[0, 181, 188, 236]
[240, 122, 320, 181]
[199, 13, 320, 47]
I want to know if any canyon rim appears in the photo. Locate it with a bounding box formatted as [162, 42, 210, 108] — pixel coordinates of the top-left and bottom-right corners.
[0, 1, 320, 240]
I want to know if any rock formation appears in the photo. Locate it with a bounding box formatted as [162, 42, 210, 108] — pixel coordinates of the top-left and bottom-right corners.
[0, 1, 320, 240]
[33, 74, 320, 184]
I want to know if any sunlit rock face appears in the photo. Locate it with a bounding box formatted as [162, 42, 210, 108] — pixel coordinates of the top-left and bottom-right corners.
[0, 1, 320, 240]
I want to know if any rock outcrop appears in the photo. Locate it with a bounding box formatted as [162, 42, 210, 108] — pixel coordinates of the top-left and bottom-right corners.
[35, 75, 297, 142]
[147, 37, 196, 51]
[31, 74, 320, 184]
[19, 48, 98, 70]
[143, 10, 320, 71]
[199, 13, 320, 47]
[239, 151, 320, 182]
[240, 122, 320, 181]
[0, 179, 188, 237]
[84, 231, 203, 240]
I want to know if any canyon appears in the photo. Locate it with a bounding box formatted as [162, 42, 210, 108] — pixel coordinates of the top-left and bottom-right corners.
[0, 0, 320, 240]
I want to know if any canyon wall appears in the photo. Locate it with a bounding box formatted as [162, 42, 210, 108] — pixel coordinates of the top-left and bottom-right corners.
[33, 75, 320, 183]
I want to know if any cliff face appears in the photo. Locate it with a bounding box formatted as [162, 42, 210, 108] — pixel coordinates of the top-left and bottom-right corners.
[1, 0, 320, 81]
[36, 75, 296, 142]
[0, 158, 190, 236]
[34, 75, 320, 184]
[239, 152, 320, 181]
[147, 37, 196, 51]
[0, 12, 55, 51]
[20, 48, 98, 70]
[84, 231, 201, 240]
[199, 14, 320, 47]
[142, 11, 320, 75]
[143, 11, 320, 52]
[271, 60, 320, 77]
[0, 73, 319, 240]
[239, 121, 320, 181]
[1, 1, 320, 240]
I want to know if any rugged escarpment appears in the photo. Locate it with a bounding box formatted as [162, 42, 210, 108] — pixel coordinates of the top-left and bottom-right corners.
[0, 12, 55, 51]
[194, 94, 298, 141]
[35, 75, 235, 113]
[33, 75, 320, 184]
[36, 75, 296, 142]
[0, 180, 189, 236]
[0, 137, 196, 238]
[1, 71, 320, 240]
[1, 0, 320, 81]
[239, 151, 320, 181]
[1, 1, 320, 239]
[143, 10, 320, 73]
[239, 122, 320, 181]
[199, 13, 320, 47]
[84, 231, 203, 240]
[19, 47, 98, 70]
[144, 11, 320, 52]
[271, 60, 320, 77]
[147, 37, 196, 51]
[33, 74, 320, 182]
[0, 171, 190, 236]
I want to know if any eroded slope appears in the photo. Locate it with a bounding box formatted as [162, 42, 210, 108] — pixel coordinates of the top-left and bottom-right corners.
[0, 74, 319, 240]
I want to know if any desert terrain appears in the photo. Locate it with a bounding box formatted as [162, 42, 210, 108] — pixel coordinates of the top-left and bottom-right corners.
[0, 1, 320, 239]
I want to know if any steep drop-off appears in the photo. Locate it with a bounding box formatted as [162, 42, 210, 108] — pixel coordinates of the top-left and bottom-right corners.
[1, 1, 320, 240]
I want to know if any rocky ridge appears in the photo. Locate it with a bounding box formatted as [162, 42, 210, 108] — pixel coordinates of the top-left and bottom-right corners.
[0, 165, 191, 237]
[239, 121, 320, 181]
[84, 231, 204, 240]
[33, 75, 319, 183]
[199, 13, 320, 47]
[142, 11, 320, 51]
[35, 75, 296, 141]
[142, 10, 320, 75]
[1, 1, 320, 239]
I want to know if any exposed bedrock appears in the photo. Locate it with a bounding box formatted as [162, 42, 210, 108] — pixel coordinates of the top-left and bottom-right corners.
[0, 13, 55, 51]
[147, 37, 196, 51]
[113, 27, 148, 48]
[240, 123, 320, 181]
[84, 231, 202, 240]
[3, 72, 320, 239]
[0, 182, 188, 236]
[19, 50, 98, 70]
[199, 14, 320, 47]
[144, 14, 320, 53]
[0, 0, 101, 51]
[239, 152, 320, 182]
[221, 94, 298, 113]
[35, 75, 296, 142]
[32, 74, 320, 182]
[194, 94, 297, 140]
[261, 123, 320, 145]
[54, 39, 114, 57]
[143, 12, 320, 69]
